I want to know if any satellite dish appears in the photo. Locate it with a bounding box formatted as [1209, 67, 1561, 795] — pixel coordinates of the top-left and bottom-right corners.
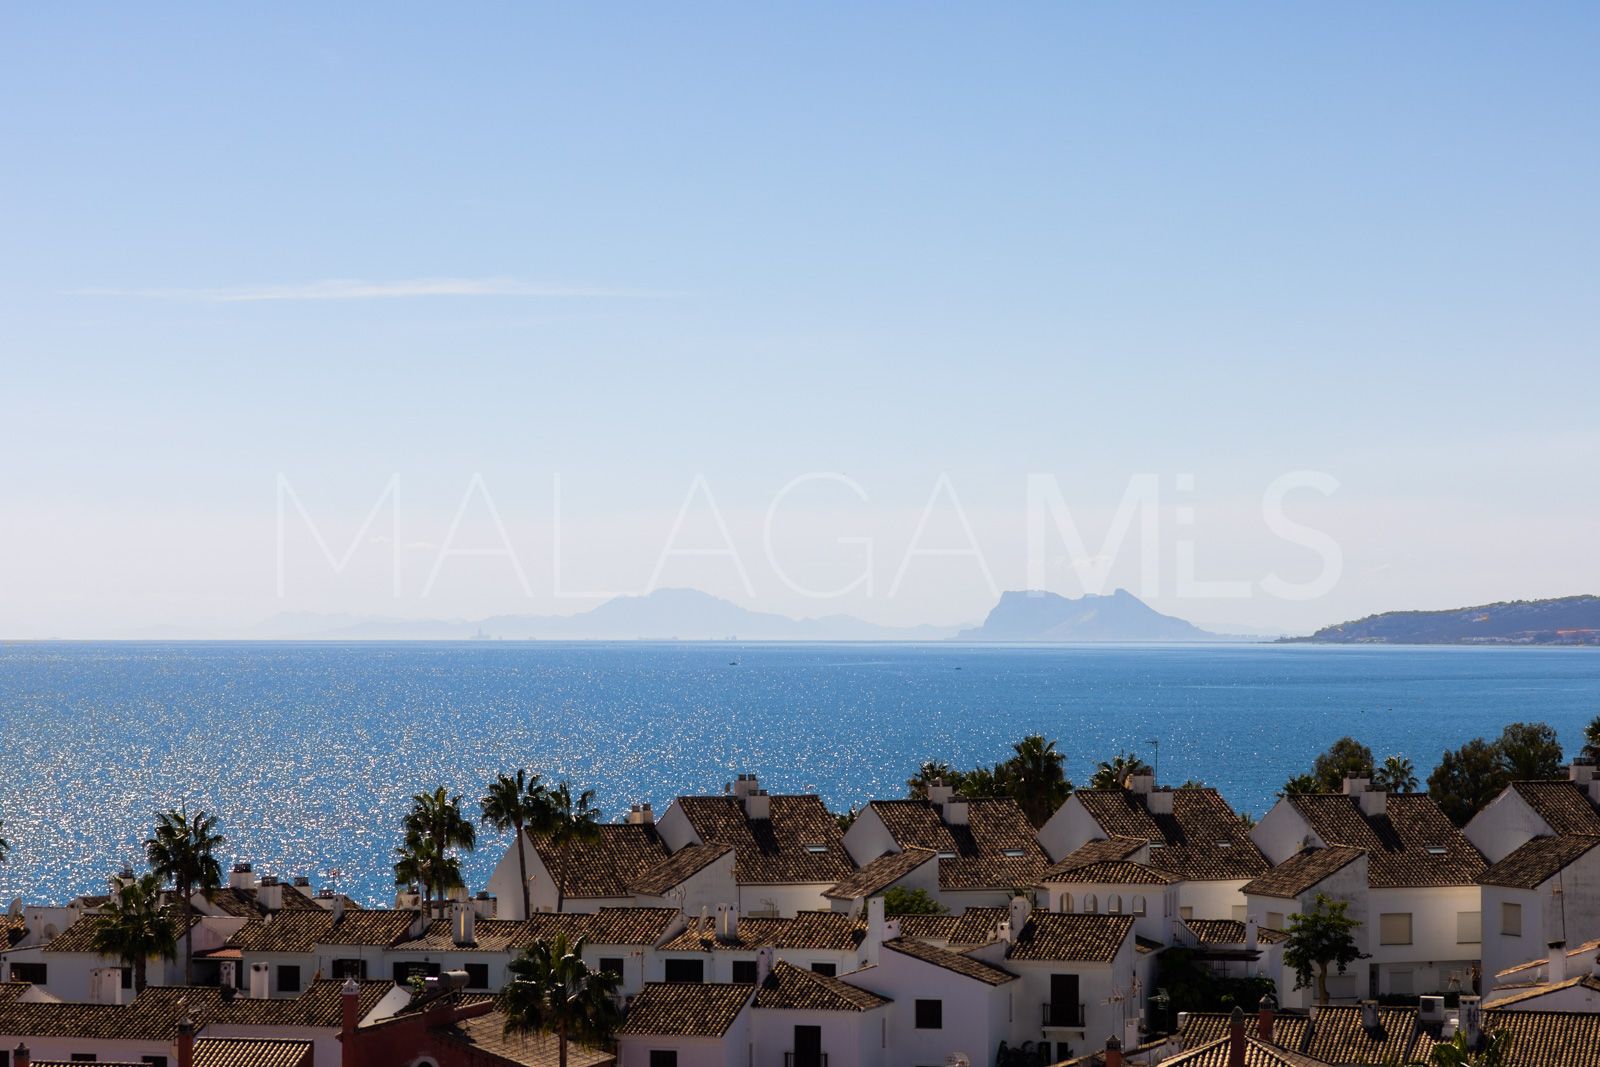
[946, 1054, 971, 1067]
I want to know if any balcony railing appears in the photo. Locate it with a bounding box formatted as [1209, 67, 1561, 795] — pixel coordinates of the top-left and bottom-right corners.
[1042, 1001, 1086, 1027]
[784, 1054, 828, 1067]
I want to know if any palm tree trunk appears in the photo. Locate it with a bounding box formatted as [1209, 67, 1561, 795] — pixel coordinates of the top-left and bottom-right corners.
[555, 851, 566, 914]
[559, 1017, 568, 1067]
[515, 821, 530, 919]
[134, 957, 147, 993]
[182, 880, 194, 985]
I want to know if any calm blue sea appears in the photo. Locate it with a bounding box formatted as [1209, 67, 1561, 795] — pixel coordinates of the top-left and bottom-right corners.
[0, 641, 1596, 906]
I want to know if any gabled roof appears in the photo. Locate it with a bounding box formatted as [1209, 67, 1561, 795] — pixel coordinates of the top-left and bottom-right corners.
[1007, 913, 1132, 962]
[193, 1037, 313, 1067]
[1480, 835, 1600, 889]
[1497, 937, 1600, 979]
[866, 798, 1048, 889]
[946, 907, 1007, 947]
[1242, 846, 1366, 900]
[227, 909, 418, 953]
[823, 847, 937, 900]
[1485, 975, 1600, 1009]
[1286, 793, 1485, 887]
[628, 842, 733, 896]
[892, 913, 958, 941]
[675, 795, 854, 885]
[1183, 919, 1287, 946]
[1511, 781, 1600, 836]
[1043, 837, 1147, 878]
[582, 906, 682, 947]
[44, 911, 203, 953]
[1074, 789, 1269, 881]
[1157, 1035, 1325, 1067]
[532, 823, 672, 900]
[392, 918, 536, 953]
[438, 1011, 615, 1067]
[1045, 860, 1180, 885]
[1482, 1006, 1600, 1063]
[617, 982, 752, 1037]
[659, 911, 862, 953]
[882, 937, 1017, 985]
[753, 960, 890, 1012]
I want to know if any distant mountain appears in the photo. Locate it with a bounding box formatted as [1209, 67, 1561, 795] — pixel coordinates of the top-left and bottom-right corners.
[955, 589, 1220, 642]
[1287, 595, 1600, 646]
[245, 589, 963, 642]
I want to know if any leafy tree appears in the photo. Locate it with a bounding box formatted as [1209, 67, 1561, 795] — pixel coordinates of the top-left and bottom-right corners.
[481, 769, 555, 920]
[1415, 1028, 1513, 1066]
[1003, 735, 1072, 826]
[833, 806, 858, 834]
[1582, 714, 1600, 763]
[1089, 751, 1153, 790]
[1495, 722, 1564, 781]
[1371, 755, 1418, 794]
[1283, 893, 1366, 1005]
[1429, 739, 1510, 827]
[1155, 946, 1277, 1016]
[881, 886, 947, 915]
[906, 761, 961, 799]
[401, 787, 477, 917]
[1310, 737, 1375, 792]
[1281, 773, 1319, 796]
[88, 871, 178, 992]
[145, 808, 224, 984]
[543, 782, 602, 913]
[499, 933, 621, 1067]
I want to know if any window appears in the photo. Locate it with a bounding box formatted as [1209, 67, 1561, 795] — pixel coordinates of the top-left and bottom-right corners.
[914, 999, 943, 1029]
[805, 844, 829, 854]
[1501, 902, 1522, 937]
[731, 960, 757, 984]
[142, 1058, 169, 1067]
[332, 958, 366, 981]
[599, 957, 625, 979]
[70, 1056, 95, 1063]
[649, 1052, 678, 1067]
[464, 963, 489, 990]
[1390, 968, 1414, 996]
[277, 964, 302, 993]
[121, 967, 133, 989]
[1267, 912, 1285, 931]
[1457, 911, 1482, 945]
[1179, 906, 1194, 921]
[811, 962, 837, 977]
[663, 958, 704, 984]
[1059, 893, 1074, 913]
[1002, 848, 1027, 858]
[1082, 894, 1098, 914]
[1379, 913, 1413, 946]
[1132, 896, 1147, 916]
[10, 963, 46, 984]
[1107, 895, 1122, 914]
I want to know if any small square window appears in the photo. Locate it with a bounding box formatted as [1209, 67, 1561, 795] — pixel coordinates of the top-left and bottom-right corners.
[811, 962, 837, 977]
[1457, 911, 1482, 945]
[277, 965, 301, 993]
[1379, 913, 1413, 946]
[1501, 902, 1522, 937]
[464, 963, 489, 990]
[914, 998, 943, 1029]
[731, 960, 757, 984]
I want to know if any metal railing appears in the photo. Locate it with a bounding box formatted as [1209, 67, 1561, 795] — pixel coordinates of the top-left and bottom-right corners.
[1042, 1001, 1086, 1027]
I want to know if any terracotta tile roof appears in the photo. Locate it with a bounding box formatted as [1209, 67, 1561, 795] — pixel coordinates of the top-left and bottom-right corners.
[0, 982, 32, 1003]
[1044, 860, 1180, 885]
[823, 847, 937, 900]
[617, 981, 752, 1036]
[1157, 1036, 1325, 1067]
[752, 960, 889, 1012]
[1287, 793, 1486, 887]
[227, 909, 417, 953]
[581, 907, 681, 947]
[946, 906, 1007, 946]
[867, 798, 1049, 890]
[1485, 975, 1600, 1008]
[1511, 781, 1600, 836]
[676, 795, 854, 885]
[1299, 1005, 1443, 1065]
[882, 937, 1017, 985]
[658, 911, 861, 953]
[1181, 1012, 1310, 1049]
[440, 1011, 616, 1066]
[627, 842, 733, 896]
[193, 1037, 313, 1067]
[1043, 837, 1147, 878]
[1074, 789, 1269, 881]
[1184, 919, 1287, 945]
[891, 914, 958, 941]
[659, 915, 789, 952]
[1242, 846, 1366, 900]
[1480, 835, 1600, 889]
[1482, 1007, 1600, 1064]
[44, 910, 202, 953]
[393, 918, 538, 952]
[208, 979, 397, 1028]
[1006, 913, 1132, 962]
[201, 886, 334, 918]
[532, 824, 672, 900]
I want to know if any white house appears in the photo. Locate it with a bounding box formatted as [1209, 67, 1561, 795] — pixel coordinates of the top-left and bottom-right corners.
[616, 979, 755, 1067]
[749, 957, 891, 1067]
[1477, 836, 1600, 991]
[848, 933, 1021, 1067]
[1040, 840, 1181, 948]
[486, 805, 672, 917]
[649, 908, 866, 984]
[1463, 763, 1600, 864]
[820, 847, 940, 917]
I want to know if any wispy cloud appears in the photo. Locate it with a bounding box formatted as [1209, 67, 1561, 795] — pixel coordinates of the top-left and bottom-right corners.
[73, 277, 657, 302]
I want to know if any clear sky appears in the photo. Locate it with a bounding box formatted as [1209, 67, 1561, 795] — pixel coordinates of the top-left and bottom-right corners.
[2, 5, 1596, 637]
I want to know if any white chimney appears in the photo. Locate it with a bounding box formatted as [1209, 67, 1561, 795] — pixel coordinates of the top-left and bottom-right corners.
[331, 896, 345, 924]
[1342, 777, 1370, 796]
[1148, 790, 1174, 815]
[451, 900, 476, 947]
[257, 877, 283, 912]
[1359, 790, 1388, 817]
[290, 876, 313, 898]
[943, 797, 970, 826]
[743, 790, 771, 821]
[248, 962, 270, 1000]
[221, 959, 237, 990]
[89, 967, 124, 1006]
[1589, 780, 1600, 806]
[716, 904, 730, 940]
[926, 780, 955, 807]
[732, 774, 759, 799]
[884, 916, 902, 942]
[1009, 894, 1032, 935]
[1245, 918, 1259, 953]
[756, 945, 773, 983]
[1570, 760, 1597, 785]
[1128, 773, 1155, 795]
[1419, 995, 1445, 1022]
[626, 803, 656, 825]
[1459, 995, 1481, 1048]
[1360, 999, 1379, 1030]
[473, 892, 495, 920]
[1548, 941, 1568, 984]
[229, 862, 256, 891]
[866, 896, 886, 961]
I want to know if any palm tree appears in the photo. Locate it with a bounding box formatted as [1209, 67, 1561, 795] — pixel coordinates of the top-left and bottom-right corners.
[499, 933, 621, 1067]
[1414, 1028, 1513, 1066]
[1581, 714, 1600, 763]
[145, 808, 224, 984]
[906, 761, 960, 799]
[88, 871, 178, 992]
[543, 782, 602, 913]
[1007, 736, 1071, 826]
[481, 770, 555, 919]
[1089, 750, 1152, 791]
[1372, 755, 1418, 794]
[402, 787, 476, 918]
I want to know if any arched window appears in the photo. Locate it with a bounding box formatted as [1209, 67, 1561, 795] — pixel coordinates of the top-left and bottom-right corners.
[1133, 895, 1147, 916]
[1083, 893, 1098, 914]
[1108, 894, 1122, 914]
[1059, 892, 1074, 913]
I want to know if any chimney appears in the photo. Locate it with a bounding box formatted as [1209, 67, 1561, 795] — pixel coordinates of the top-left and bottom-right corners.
[473, 891, 496, 920]
[942, 797, 970, 826]
[13, 1043, 27, 1067]
[291, 876, 313, 897]
[1342, 776, 1370, 796]
[1360, 999, 1379, 1030]
[257, 876, 284, 912]
[331, 895, 345, 924]
[883, 916, 902, 943]
[341, 976, 362, 1067]
[743, 790, 771, 821]
[220, 960, 236, 990]
[1257, 992, 1276, 1041]
[1228, 1006, 1246, 1067]
[926, 779, 954, 807]
[755, 945, 773, 984]
[1128, 773, 1155, 795]
[229, 862, 255, 891]
[1547, 941, 1568, 984]
[1570, 759, 1597, 785]
[176, 1016, 194, 1067]
[1246, 918, 1259, 954]
[866, 896, 886, 961]
[248, 962, 270, 999]
[90, 966, 125, 1005]
[1009, 894, 1032, 937]
[1458, 995, 1481, 1049]
[1104, 1035, 1124, 1067]
[1148, 789, 1174, 815]
[1590, 779, 1600, 806]
[1359, 790, 1388, 817]
[451, 899, 476, 946]
[732, 774, 759, 799]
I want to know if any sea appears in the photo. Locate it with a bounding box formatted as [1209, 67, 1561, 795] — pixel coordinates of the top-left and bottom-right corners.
[1, 641, 1596, 906]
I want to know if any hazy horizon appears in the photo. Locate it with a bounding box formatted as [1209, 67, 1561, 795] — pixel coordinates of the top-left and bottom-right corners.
[3, 6, 1597, 639]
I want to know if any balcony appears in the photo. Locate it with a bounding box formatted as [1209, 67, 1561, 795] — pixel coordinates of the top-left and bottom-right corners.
[784, 1054, 828, 1067]
[1042, 1001, 1086, 1028]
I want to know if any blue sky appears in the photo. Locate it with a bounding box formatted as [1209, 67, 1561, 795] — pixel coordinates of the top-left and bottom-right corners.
[2, 5, 1597, 636]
